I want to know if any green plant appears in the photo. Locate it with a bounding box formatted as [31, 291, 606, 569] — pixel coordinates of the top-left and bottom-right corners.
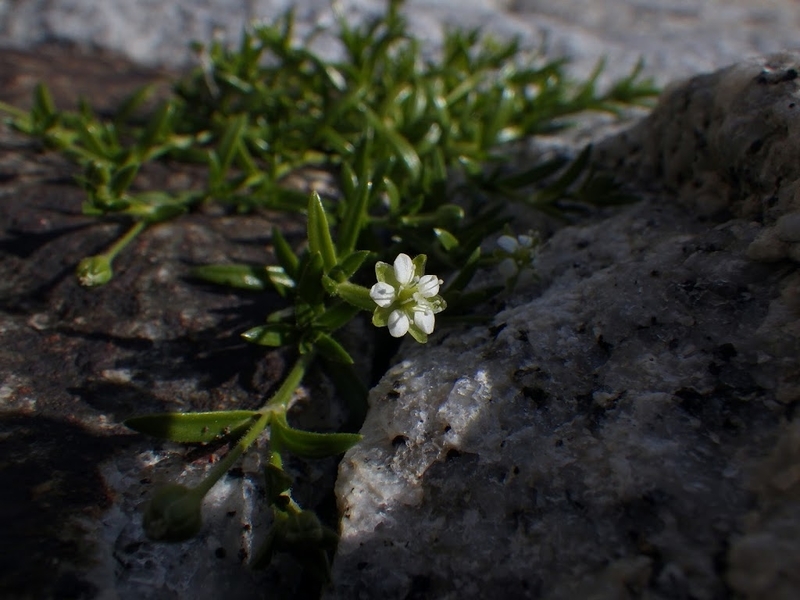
[0, 0, 657, 585]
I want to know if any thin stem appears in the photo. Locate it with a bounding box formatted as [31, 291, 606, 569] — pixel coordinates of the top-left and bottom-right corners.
[262, 350, 316, 412]
[104, 220, 147, 262]
[192, 351, 316, 498]
[193, 411, 269, 497]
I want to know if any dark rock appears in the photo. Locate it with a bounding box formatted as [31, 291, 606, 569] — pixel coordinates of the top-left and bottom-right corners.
[329, 55, 800, 600]
[0, 45, 328, 600]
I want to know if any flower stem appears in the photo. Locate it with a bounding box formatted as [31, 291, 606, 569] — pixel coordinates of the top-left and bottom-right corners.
[105, 220, 147, 262]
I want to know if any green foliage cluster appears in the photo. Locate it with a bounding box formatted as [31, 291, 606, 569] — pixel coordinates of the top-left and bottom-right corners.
[0, 0, 658, 587]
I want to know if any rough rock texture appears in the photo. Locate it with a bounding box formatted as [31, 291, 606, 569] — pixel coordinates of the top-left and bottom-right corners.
[1, 0, 800, 84]
[329, 54, 800, 599]
[596, 52, 800, 267]
[2, 1, 800, 599]
[0, 50, 339, 600]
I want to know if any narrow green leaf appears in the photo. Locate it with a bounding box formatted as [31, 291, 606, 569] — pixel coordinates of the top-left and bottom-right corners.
[435, 204, 465, 226]
[242, 323, 297, 347]
[124, 410, 258, 443]
[190, 264, 271, 290]
[114, 84, 154, 125]
[217, 114, 248, 174]
[76, 120, 110, 158]
[138, 102, 175, 151]
[32, 83, 56, 120]
[364, 108, 421, 180]
[334, 281, 376, 311]
[314, 302, 360, 332]
[295, 251, 325, 307]
[445, 246, 481, 293]
[382, 176, 400, 214]
[271, 227, 299, 279]
[270, 412, 361, 458]
[337, 136, 373, 256]
[314, 333, 354, 364]
[207, 150, 223, 188]
[496, 155, 569, 189]
[307, 191, 337, 272]
[340, 161, 358, 202]
[483, 87, 517, 148]
[531, 146, 593, 207]
[124, 192, 188, 222]
[550, 144, 592, 193]
[109, 163, 140, 197]
[266, 266, 295, 296]
[433, 228, 459, 251]
[331, 250, 370, 282]
[218, 72, 253, 94]
[319, 126, 354, 156]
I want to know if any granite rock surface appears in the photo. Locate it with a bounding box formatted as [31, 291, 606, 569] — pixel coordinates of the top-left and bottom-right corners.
[1, 1, 799, 599]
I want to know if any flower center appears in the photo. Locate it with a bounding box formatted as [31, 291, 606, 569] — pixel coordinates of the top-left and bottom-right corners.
[396, 282, 418, 305]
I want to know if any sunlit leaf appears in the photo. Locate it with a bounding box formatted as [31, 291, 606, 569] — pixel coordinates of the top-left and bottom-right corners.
[242, 322, 297, 347]
[433, 228, 459, 251]
[271, 227, 299, 279]
[307, 191, 337, 272]
[190, 264, 271, 290]
[124, 410, 258, 443]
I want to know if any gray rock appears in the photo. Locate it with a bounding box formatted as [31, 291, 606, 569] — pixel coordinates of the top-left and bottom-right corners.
[1, 0, 799, 85]
[2, 2, 800, 599]
[329, 53, 800, 600]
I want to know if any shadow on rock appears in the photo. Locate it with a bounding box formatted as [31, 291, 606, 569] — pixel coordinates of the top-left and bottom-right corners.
[0, 413, 134, 600]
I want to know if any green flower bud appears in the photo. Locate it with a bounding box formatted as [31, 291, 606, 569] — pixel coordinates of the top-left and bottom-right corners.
[76, 255, 113, 287]
[143, 484, 203, 542]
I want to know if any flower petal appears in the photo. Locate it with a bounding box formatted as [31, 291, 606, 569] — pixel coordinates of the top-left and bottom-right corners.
[387, 310, 410, 337]
[417, 274, 441, 298]
[370, 282, 396, 307]
[497, 235, 519, 254]
[413, 307, 435, 334]
[393, 253, 415, 285]
[498, 257, 517, 279]
[518, 234, 535, 248]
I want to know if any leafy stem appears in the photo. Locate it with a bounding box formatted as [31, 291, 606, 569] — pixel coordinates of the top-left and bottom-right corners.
[195, 350, 315, 498]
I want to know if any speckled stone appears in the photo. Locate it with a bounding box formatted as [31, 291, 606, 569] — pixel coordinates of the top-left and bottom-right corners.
[328, 54, 800, 600]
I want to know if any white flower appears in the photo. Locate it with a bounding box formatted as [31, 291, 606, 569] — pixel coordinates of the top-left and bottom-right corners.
[369, 253, 446, 343]
[497, 235, 519, 254]
[495, 231, 538, 281]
